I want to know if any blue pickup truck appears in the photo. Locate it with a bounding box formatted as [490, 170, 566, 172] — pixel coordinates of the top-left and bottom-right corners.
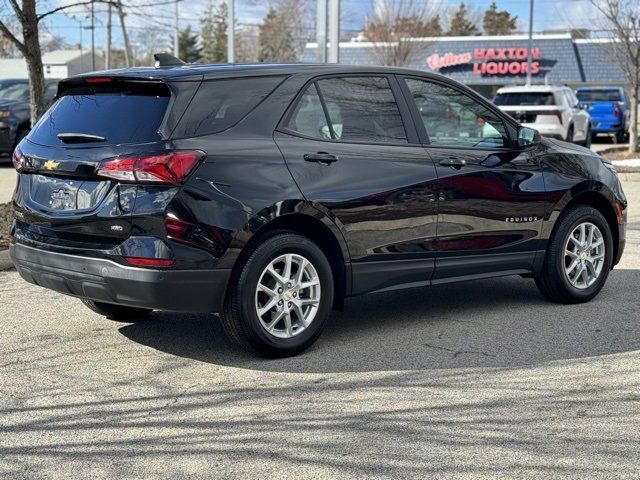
[575, 86, 630, 143]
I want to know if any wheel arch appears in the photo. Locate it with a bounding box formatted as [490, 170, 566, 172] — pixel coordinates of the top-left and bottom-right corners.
[553, 187, 620, 264]
[226, 208, 351, 307]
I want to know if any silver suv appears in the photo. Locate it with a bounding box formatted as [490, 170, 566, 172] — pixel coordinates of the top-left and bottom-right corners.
[494, 85, 592, 147]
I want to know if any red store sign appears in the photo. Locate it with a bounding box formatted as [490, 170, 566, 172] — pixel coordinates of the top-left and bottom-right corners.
[427, 47, 541, 76]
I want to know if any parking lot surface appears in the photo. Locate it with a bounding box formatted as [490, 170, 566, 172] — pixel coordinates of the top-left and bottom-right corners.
[0, 175, 639, 478]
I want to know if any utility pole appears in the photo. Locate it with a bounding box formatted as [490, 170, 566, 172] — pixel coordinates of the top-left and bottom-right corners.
[116, 0, 132, 67]
[174, 0, 180, 57]
[327, 0, 339, 63]
[106, 3, 112, 69]
[90, 0, 96, 71]
[316, 0, 327, 63]
[227, 0, 235, 63]
[526, 0, 534, 86]
[79, 22, 84, 72]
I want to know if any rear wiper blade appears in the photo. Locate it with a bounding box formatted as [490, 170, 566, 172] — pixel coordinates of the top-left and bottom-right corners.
[57, 132, 107, 143]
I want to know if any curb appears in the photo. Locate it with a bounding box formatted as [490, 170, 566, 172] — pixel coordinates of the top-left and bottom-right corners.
[0, 249, 13, 271]
[597, 145, 630, 155]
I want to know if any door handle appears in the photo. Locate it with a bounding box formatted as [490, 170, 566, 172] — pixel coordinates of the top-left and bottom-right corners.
[304, 152, 339, 165]
[439, 158, 466, 169]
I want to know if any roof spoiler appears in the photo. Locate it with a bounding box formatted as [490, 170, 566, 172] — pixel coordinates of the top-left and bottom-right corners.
[154, 53, 186, 68]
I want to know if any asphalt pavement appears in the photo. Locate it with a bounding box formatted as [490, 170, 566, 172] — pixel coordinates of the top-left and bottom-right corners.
[0, 166, 639, 478]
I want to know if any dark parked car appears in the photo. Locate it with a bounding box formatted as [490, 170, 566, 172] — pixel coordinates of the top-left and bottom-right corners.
[0, 79, 58, 156]
[9, 62, 627, 356]
[576, 86, 630, 143]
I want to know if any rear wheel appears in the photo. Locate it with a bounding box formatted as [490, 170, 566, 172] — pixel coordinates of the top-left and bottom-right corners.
[615, 129, 626, 144]
[535, 205, 613, 304]
[220, 232, 334, 357]
[565, 125, 575, 143]
[580, 125, 592, 148]
[81, 299, 152, 321]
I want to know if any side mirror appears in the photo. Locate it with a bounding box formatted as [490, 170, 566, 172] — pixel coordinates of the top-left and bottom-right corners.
[517, 126, 541, 148]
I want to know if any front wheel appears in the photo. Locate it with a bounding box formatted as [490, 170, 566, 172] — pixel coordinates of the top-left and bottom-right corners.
[220, 232, 334, 357]
[535, 205, 613, 304]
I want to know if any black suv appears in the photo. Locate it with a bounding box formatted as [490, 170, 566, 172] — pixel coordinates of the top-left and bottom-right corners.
[10, 63, 627, 356]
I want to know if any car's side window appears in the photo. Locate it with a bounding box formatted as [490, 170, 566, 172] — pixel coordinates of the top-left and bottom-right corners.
[404, 78, 508, 149]
[284, 83, 332, 140]
[315, 76, 408, 144]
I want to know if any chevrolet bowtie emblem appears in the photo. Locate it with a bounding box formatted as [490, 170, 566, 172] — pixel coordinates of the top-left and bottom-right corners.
[43, 160, 60, 170]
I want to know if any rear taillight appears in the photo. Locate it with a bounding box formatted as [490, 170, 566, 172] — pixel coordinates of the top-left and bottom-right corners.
[96, 150, 205, 184]
[613, 103, 621, 118]
[12, 147, 24, 171]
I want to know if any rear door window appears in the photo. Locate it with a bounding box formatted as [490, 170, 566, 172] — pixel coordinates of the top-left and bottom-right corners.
[29, 81, 171, 147]
[315, 76, 408, 144]
[173, 76, 285, 137]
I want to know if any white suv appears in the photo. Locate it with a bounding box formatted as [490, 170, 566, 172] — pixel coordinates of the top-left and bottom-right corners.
[494, 85, 592, 147]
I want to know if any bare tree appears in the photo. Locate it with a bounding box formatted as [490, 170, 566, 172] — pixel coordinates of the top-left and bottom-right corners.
[363, 0, 442, 67]
[590, 0, 639, 153]
[0, 0, 119, 123]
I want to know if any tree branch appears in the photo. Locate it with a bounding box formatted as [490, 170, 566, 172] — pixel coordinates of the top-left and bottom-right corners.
[37, 0, 117, 22]
[0, 19, 26, 55]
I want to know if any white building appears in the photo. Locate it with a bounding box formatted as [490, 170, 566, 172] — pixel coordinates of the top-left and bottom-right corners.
[0, 50, 103, 80]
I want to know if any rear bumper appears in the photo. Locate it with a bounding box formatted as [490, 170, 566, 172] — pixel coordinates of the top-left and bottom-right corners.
[591, 122, 624, 133]
[10, 243, 230, 313]
[521, 123, 565, 140]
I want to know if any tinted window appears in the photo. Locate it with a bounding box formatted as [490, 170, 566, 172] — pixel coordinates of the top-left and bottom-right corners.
[175, 76, 284, 137]
[576, 89, 623, 102]
[316, 77, 407, 144]
[284, 84, 331, 140]
[0, 83, 30, 102]
[406, 78, 508, 148]
[29, 82, 170, 146]
[494, 92, 555, 106]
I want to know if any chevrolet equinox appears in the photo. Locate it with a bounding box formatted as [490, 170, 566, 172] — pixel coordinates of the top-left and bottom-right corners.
[9, 61, 627, 357]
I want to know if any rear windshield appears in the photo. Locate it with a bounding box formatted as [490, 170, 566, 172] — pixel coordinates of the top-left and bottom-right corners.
[493, 92, 555, 106]
[576, 90, 622, 102]
[173, 76, 285, 137]
[29, 81, 170, 146]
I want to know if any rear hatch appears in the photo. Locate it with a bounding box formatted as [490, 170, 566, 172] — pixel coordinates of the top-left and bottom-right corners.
[13, 78, 173, 249]
[493, 91, 562, 125]
[576, 89, 624, 125]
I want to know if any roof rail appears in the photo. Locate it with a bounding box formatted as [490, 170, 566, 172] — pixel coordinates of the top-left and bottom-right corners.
[153, 53, 186, 68]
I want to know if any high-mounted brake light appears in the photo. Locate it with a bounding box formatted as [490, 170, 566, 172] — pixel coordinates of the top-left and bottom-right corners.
[12, 147, 25, 172]
[96, 151, 205, 184]
[85, 77, 113, 84]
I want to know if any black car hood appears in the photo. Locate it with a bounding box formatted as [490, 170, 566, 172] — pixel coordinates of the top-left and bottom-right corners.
[543, 137, 599, 157]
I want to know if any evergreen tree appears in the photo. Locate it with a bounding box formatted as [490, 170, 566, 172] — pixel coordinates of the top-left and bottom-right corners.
[177, 25, 201, 62]
[447, 3, 479, 36]
[483, 2, 517, 36]
[200, 1, 228, 63]
[258, 7, 297, 62]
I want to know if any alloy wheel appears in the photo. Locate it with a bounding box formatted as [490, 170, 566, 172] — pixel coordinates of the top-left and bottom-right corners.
[255, 253, 321, 338]
[563, 222, 605, 289]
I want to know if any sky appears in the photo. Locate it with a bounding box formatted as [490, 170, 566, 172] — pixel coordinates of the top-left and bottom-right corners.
[38, 0, 602, 52]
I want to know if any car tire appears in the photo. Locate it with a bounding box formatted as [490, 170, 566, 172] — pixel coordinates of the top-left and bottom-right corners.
[220, 232, 334, 357]
[580, 125, 592, 148]
[535, 205, 613, 304]
[565, 125, 575, 143]
[615, 129, 625, 144]
[81, 299, 152, 321]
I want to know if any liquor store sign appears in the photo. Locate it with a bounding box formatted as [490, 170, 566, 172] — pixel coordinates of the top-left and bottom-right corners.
[426, 47, 541, 76]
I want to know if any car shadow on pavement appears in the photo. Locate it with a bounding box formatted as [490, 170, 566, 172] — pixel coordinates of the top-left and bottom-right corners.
[118, 268, 640, 374]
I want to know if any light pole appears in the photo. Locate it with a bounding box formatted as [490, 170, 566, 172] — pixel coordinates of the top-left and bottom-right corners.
[316, 0, 327, 63]
[327, 0, 339, 63]
[526, 0, 534, 86]
[90, 0, 95, 71]
[174, 0, 180, 57]
[227, 0, 235, 63]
